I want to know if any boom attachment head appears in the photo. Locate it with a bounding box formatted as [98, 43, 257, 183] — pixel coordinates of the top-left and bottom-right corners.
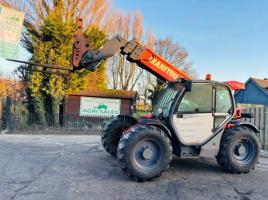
[71, 18, 91, 70]
[6, 18, 91, 75]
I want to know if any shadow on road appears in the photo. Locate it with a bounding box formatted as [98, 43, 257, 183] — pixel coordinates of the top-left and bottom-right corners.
[169, 157, 223, 174]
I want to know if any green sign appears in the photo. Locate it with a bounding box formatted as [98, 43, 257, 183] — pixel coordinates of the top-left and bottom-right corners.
[80, 97, 121, 117]
[0, 4, 25, 59]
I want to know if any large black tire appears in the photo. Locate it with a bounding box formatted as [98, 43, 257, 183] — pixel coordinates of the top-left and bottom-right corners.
[117, 125, 172, 181]
[101, 116, 136, 157]
[217, 126, 260, 173]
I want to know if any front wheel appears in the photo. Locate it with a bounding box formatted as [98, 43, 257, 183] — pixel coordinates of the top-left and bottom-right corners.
[117, 125, 172, 181]
[217, 126, 260, 173]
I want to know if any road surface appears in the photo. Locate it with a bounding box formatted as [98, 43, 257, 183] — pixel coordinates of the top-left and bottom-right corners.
[0, 134, 267, 200]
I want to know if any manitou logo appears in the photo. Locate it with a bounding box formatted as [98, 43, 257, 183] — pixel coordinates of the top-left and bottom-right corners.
[148, 56, 179, 80]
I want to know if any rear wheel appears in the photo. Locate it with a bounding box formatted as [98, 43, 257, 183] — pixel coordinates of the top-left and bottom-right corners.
[101, 116, 136, 157]
[217, 126, 260, 173]
[117, 125, 172, 181]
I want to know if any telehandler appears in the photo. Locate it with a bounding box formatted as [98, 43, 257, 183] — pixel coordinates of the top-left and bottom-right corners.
[9, 19, 260, 181]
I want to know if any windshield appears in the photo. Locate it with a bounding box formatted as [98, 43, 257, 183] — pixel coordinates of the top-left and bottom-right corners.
[152, 84, 180, 118]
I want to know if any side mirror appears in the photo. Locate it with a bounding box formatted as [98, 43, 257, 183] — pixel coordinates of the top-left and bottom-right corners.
[241, 113, 254, 119]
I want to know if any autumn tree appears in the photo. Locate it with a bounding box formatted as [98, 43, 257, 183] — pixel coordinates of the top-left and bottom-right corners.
[148, 37, 197, 103]
[137, 72, 152, 112]
[105, 10, 145, 90]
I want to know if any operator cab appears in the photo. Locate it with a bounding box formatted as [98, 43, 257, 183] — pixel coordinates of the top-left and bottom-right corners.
[153, 80, 235, 146]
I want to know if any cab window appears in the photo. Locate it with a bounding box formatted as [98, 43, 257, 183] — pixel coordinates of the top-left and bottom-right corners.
[178, 83, 213, 113]
[215, 85, 233, 113]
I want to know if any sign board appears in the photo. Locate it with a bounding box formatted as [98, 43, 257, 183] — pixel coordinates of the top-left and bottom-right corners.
[80, 97, 121, 117]
[0, 4, 25, 59]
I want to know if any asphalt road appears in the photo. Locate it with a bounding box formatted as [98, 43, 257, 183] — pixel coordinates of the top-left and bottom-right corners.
[0, 135, 267, 200]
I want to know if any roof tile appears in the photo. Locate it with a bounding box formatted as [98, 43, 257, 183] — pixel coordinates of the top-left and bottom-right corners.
[69, 89, 137, 99]
[252, 78, 268, 90]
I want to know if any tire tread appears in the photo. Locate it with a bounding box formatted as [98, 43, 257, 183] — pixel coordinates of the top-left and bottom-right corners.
[117, 125, 172, 182]
[217, 126, 260, 174]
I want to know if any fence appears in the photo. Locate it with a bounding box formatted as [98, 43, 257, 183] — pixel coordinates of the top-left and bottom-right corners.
[238, 104, 268, 150]
[1, 110, 113, 134]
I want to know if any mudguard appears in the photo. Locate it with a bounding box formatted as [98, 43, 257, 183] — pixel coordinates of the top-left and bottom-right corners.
[117, 115, 138, 125]
[229, 120, 259, 133]
[138, 118, 172, 138]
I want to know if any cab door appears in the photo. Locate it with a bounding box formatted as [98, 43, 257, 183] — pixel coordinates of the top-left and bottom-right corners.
[172, 83, 214, 145]
[213, 84, 234, 130]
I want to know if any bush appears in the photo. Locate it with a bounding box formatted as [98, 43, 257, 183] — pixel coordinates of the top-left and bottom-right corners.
[10, 102, 29, 129]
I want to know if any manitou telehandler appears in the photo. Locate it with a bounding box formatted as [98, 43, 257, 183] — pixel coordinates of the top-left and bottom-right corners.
[9, 19, 260, 182]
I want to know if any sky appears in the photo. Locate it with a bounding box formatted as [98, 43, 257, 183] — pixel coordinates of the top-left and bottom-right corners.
[113, 0, 268, 82]
[0, 45, 30, 77]
[1, 0, 268, 82]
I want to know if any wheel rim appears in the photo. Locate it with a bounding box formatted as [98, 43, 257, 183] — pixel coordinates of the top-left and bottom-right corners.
[233, 138, 255, 166]
[133, 139, 162, 170]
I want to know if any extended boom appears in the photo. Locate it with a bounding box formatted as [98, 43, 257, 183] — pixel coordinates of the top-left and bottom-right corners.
[72, 19, 192, 82]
